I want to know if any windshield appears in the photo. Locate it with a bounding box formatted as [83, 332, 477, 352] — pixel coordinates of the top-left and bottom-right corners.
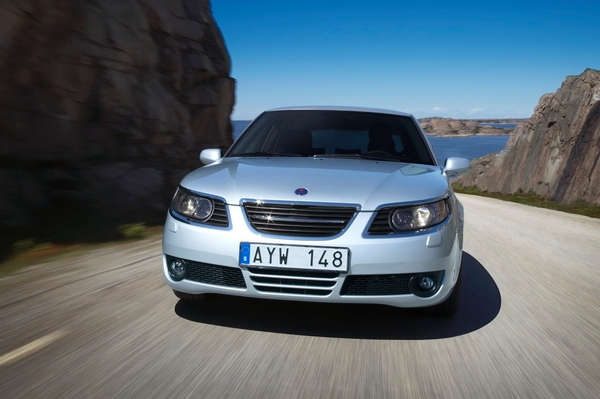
[226, 110, 436, 165]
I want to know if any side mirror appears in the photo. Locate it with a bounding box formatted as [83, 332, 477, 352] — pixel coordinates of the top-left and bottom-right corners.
[443, 157, 471, 177]
[200, 148, 222, 165]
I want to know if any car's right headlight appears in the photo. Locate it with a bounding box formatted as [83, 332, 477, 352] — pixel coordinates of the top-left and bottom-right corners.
[389, 199, 448, 231]
[171, 187, 214, 222]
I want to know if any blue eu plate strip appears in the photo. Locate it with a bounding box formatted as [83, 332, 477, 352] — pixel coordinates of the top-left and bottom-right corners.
[239, 242, 251, 265]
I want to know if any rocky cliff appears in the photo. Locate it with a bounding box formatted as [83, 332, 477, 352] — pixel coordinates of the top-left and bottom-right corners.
[0, 0, 235, 241]
[456, 69, 600, 205]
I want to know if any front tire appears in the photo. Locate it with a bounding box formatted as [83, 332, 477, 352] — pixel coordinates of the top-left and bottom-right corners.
[420, 267, 463, 317]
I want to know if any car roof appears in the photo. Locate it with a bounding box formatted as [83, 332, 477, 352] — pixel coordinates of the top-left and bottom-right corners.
[264, 106, 413, 117]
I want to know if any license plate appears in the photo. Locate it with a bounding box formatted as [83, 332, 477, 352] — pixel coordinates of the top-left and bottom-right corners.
[239, 243, 349, 272]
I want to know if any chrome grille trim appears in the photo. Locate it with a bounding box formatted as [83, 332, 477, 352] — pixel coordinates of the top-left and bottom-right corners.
[242, 201, 358, 237]
[247, 267, 340, 296]
[251, 215, 347, 224]
[247, 267, 340, 279]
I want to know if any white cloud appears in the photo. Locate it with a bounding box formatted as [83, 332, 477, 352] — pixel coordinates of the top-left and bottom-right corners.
[467, 108, 485, 115]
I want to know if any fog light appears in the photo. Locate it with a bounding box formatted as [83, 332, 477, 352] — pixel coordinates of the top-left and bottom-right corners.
[409, 273, 442, 297]
[168, 258, 187, 281]
[418, 275, 436, 290]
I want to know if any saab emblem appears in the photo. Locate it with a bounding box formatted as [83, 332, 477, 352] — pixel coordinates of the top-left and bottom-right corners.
[295, 188, 309, 196]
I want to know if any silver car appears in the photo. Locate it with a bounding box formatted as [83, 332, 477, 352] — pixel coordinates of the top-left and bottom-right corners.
[162, 107, 471, 316]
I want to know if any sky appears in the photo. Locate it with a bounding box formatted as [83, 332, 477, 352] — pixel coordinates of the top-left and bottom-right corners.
[211, 0, 600, 121]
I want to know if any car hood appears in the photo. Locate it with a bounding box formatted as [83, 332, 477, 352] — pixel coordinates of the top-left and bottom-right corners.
[180, 158, 450, 210]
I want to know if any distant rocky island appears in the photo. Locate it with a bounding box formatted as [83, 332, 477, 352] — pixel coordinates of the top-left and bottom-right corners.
[418, 117, 525, 136]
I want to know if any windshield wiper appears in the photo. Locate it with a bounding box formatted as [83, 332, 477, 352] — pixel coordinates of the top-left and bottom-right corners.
[357, 153, 399, 161]
[314, 153, 425, 163]
[235, 152, 301, 157]
[313, 153, 362, 159]
[314, 153, 397, 161]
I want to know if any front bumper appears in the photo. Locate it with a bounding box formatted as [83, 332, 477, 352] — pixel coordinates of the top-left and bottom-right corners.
[162, 205, 463, 309]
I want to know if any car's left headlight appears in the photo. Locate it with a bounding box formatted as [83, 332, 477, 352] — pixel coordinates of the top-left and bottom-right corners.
[171, 187, 214, 222]
[390, 199, 448, 231]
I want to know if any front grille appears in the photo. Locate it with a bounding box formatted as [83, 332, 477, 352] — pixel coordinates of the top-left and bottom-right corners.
[368, 208, 394, 235]
[340, 273, 413, 296]
[208, 200, 229, 227]
[183, 259, 246, 288]
[243, 202, 357, 237]
[248, 267, 339, 296]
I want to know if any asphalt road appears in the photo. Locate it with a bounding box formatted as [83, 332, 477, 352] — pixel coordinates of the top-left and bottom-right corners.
[1, 194, 599, 398]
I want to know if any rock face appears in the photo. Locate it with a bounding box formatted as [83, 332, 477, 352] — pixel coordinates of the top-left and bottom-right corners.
[0, 0, 235, 239]
[456, 69, 600, 205]
[418, 118, 517, 136]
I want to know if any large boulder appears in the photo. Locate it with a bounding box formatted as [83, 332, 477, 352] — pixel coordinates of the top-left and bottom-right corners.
[0, 0, 235, 241]
[456, 69, 600, 205]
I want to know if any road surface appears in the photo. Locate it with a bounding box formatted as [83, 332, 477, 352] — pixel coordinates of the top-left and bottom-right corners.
[1, 194, 599, 398]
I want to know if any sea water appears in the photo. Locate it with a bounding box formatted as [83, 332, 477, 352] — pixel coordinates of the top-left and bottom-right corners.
[232, 120, 510, 162]
[427, 135, 509, 162]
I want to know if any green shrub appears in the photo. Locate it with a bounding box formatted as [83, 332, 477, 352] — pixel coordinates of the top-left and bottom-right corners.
[117, 223, 147, 240]
[13, 239, 36, 253]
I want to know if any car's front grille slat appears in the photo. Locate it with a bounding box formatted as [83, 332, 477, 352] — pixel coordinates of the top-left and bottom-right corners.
[247, 267, 340, 279]
[251, 276, 336, 288]
[247, 266, 339, 296]
[208, 201, 229, 227]
[367, 208, 394, 235]
[254, 285, 332, 296]
[243, 202, 357, 237]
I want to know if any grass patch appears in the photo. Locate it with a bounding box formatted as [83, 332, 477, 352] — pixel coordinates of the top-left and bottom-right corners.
[453, 183, 600, 218]
[0, 225, 164, 278]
